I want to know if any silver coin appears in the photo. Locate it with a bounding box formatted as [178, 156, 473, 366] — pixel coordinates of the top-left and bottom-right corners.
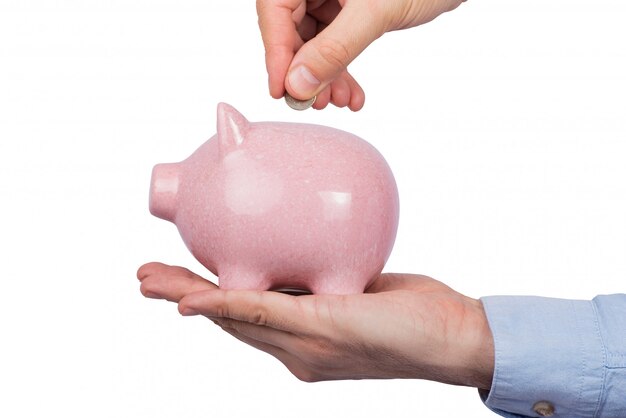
[284, 92, 316, 111]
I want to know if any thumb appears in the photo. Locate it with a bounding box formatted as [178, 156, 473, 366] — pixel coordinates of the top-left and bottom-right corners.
[285, 4, 386, 99]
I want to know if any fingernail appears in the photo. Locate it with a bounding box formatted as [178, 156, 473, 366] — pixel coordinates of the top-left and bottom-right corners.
[180, 307, 199, 316]
[287, 65, 320, 98]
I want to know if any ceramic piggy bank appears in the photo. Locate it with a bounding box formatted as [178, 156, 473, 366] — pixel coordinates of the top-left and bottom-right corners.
[149, 103, 399, 294]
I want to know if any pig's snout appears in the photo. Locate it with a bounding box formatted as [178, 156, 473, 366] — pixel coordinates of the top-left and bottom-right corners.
[149, 163, 180, 223]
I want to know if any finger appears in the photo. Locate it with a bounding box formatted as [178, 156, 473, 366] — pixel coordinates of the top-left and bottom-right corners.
[137, 262, 205, 281]
[220, 325, 291, 362]
[297, 13, 317, 42]
[219, 326, 317, 382]
[365, 273, 443, 293]
[257, 0, 303, 98]
[285, 2, 386, 100]
[312, 85, 331, 110]
[217, 317, 301, 352]
[137, 261, 176, 281]
[178, 289, 312, 334]
[140, 269, 217, 302]
[343, 71, 365, 111]
[306, 0, 342, 26]
[329, 74, 351, 108]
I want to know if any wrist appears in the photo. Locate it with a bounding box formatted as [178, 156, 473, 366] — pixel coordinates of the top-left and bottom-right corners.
[460, 298, 495, 390]
[426, 296, 494, 389]
[409, 294, 495, 389]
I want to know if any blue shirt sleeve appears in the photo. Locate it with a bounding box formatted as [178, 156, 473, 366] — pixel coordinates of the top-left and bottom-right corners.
[478, 294, 626, 418]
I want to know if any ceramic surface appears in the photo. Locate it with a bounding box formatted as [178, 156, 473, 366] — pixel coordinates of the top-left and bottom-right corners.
[149, 103, 399, 294]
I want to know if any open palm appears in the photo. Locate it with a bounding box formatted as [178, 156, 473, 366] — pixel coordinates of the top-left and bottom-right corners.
[137, 262, 493, 389]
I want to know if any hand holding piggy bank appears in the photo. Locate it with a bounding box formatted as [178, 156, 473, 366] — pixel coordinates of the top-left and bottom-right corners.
[149, 104, 399, 294]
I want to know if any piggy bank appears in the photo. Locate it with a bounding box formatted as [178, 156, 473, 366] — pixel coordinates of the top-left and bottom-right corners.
[149, 103, 399, 294]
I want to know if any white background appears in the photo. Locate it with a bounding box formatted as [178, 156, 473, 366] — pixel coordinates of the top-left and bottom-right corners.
[1, 0, 625, 417]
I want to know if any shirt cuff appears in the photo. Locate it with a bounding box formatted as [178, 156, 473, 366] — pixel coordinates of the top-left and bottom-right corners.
[478, 296, 605, 418]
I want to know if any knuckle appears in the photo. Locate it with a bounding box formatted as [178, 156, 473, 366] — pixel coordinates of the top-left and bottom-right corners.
[251, 308, 268, 326]
[137, 263, 157, 280]
[317, 38, 351, 70]
[256, 0, 277, 20]
[215, 306, 226, 318]
[255, 0, 267, 14]
[249, 292, 271, 326]
[139, 280, 154, 296]
[179, 267, 196, 279]
[293, 369, 319, 383]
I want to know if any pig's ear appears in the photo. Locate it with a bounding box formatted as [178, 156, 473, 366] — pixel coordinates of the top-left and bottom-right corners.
[217, 103, 249, 156]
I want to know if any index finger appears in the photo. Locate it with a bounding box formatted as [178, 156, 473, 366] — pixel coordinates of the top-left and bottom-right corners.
[179, 289, 314, 334]
[257, 0, 304, 98]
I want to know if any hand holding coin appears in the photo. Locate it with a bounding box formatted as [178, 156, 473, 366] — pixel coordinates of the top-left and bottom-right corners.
[257, 0, 465, 111]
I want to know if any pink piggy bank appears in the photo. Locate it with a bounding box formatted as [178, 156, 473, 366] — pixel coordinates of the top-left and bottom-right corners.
[149, 103, 399, 294]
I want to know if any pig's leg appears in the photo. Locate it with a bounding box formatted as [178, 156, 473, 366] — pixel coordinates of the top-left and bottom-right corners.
[309, 273, 367, 295]
[217, 266, 269, 291]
